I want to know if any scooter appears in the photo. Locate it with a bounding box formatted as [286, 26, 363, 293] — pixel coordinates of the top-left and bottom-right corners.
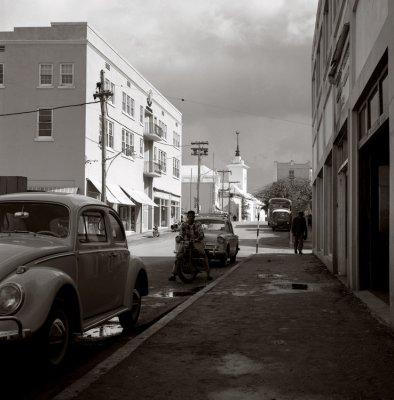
[171, 220, 180, 232]
[152, 224, 160, 237]
[175, 237, 205, 283]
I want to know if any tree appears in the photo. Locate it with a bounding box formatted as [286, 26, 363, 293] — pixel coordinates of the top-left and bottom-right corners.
[254, 178, 312, 214]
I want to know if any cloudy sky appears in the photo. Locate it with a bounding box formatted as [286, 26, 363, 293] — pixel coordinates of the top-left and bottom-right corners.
[1, 0, 318, 193]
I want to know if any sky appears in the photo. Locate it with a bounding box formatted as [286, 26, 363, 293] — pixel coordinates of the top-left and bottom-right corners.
[0, 0, 318, 193]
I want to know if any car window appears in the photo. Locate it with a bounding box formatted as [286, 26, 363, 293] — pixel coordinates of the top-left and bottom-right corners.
[109, 212, 126, 242]
[198, 220, 225, 231]
[78, 211, 107, 243]
[0, 202, 70, 237]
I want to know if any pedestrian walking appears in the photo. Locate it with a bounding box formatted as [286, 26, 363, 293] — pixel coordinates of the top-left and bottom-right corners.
[291, 211, 308, 255]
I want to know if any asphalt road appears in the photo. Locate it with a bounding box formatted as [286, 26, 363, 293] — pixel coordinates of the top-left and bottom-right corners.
[1, 221, 300, 400]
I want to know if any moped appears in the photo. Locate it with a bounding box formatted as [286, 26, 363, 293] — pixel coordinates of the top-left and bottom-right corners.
[152, 224, 160, 237]
[175, 237, 206, 283]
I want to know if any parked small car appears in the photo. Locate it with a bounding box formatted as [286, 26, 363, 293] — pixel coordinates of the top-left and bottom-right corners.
[195, 215, 239, 266]
[0, 192, 148, 366]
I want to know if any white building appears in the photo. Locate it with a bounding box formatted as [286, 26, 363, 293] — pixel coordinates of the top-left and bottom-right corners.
[274, 160, 312, 182]
[181, 165, 221, 214]
[0, 22, 182, 233]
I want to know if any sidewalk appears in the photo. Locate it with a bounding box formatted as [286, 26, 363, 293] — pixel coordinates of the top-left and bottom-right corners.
[56, 253, 394, 400]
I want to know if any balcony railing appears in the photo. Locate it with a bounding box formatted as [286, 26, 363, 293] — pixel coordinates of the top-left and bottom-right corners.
[144, 122, 164, 141]
[144, 160, 162, 177]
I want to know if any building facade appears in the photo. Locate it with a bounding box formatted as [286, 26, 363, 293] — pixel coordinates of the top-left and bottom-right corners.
[274, 160, 312, 181]
[312, 1, 393, 323]
[0, 22, 182, 233]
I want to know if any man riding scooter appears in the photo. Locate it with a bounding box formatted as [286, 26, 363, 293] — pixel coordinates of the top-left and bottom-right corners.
[168, 210, 212, 282]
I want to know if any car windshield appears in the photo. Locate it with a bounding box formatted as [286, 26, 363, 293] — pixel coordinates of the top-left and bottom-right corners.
[0, 202, 70, 238]
[198, 219, 226, 231]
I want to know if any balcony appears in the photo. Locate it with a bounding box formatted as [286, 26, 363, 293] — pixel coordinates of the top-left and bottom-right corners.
[144, 122, 164, 142]
[144, 160, 162, 177]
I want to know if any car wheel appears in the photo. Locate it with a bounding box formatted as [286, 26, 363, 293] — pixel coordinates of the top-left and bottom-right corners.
[36, 303, 70, 367]
[119, 288, 142, 331]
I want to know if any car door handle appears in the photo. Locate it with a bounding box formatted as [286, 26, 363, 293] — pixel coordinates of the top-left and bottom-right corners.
[108, 252, 118, 257]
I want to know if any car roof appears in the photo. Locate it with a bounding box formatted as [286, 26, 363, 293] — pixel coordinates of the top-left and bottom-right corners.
[0, 192, 107, 208]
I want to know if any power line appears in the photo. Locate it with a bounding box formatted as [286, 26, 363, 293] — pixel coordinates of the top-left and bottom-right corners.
[0, 101, 100, 117]
[165, 95, 311, 127]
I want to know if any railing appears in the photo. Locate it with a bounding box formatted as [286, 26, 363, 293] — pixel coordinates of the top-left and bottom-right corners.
[144, 122, 164, 138]
[144, 160, 162, 174]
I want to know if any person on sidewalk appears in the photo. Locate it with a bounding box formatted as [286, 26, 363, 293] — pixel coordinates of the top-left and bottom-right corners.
[291, 211, 308, 255]
[168, 210, 212, 281]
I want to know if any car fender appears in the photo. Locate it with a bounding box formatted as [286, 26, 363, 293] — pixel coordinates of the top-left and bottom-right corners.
[122, 255, 148, 308]
[0, 267, 80, 334]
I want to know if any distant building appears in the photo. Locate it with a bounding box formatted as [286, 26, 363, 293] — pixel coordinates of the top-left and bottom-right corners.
[181, 165, 221, 215]
[312, 1, 392, 324]
[0, 22, 182, 233]
[274, 160, 312, 181]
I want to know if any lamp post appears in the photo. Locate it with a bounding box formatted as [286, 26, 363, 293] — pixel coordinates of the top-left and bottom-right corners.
[256, 206, 262, 253]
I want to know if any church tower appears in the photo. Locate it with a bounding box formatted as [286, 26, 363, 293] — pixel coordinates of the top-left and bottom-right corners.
[226, 131, 249, 191]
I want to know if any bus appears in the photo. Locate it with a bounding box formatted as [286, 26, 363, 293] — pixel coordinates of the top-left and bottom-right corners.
[267, 198, 292, 231]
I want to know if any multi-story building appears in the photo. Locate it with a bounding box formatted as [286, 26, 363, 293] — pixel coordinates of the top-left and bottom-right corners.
[274, 160, 312, 181]
[312, 1, 392, 323]
[0, 22, 182, 233]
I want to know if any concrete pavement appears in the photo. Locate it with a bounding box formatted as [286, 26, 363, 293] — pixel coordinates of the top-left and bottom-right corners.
[54, 252, 394, 400]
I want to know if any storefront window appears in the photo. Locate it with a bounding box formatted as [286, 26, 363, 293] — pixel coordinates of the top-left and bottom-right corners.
[368, 88, 380, 129]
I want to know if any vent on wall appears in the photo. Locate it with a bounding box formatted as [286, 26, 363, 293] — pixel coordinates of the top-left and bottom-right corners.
[0, 46, 5, 52]
[105, 62, 110, 70]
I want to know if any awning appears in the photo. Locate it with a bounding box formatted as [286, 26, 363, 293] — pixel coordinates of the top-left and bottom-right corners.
[28, 186, 79, 194]
[87, 179, 135, 205]
[121, 186, 157, 207]
[107, 184, 135, 206]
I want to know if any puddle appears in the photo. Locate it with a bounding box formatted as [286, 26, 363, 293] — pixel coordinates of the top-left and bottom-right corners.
[258, 273, 284, 279]
[216, 353, 262, 376]
[151, 286, 205, 298]
[82, 319, 123, 339]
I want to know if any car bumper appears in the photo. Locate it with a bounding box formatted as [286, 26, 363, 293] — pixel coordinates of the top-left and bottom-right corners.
[0, 316, 31, 340]
[204, 244, 226, 257]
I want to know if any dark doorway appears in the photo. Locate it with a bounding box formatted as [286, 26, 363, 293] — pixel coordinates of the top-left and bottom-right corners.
[359, 122, 389, 302]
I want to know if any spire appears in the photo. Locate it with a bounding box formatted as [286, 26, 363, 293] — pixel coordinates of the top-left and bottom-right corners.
[235, 131, 240, 157]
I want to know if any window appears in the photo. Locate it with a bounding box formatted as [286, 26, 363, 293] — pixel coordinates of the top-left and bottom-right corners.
[122, 92, 134, 117]
[99, 118, 114, 148]
[358, 105, 367, 140]
[122, 129, 134, 157]
[368, 88, 380, 129]
[380, 72, 388, 116]
[289, 170, 295, 179]
[78, 211, 107, 243]
[139, 138, 143, 155]
[38, 109, 53, 137]
[173, 158, 180, 178]
[0, 63, 3, 85]
[60, 63, 74, 86]
[39, 63, 53, 86]
[105, 78, 115, 104]
[159, 150, 167, 173]
[109, 212, 125, 242]
[173, 132, 180, 147]
[107, 121, 114, 149]
[140, 105, 144, 123]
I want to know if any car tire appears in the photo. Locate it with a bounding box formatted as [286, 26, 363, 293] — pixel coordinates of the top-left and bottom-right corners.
[230, 247, 238, 263]
[36, 302, 71, 368]
[119, 288, 142, 331]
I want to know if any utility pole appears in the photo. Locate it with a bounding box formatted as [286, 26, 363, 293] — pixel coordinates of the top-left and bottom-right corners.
[217, 169, 231, 212]
[191, 141, 208, 213]
[93, 69, 112, 203]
